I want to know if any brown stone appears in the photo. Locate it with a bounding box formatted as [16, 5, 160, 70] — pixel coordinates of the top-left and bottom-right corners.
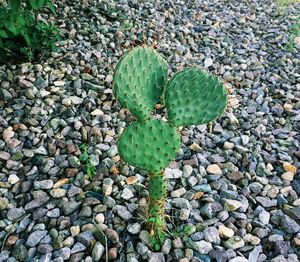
[108, 247, 118, 260]
[65, 168, 79, 178]
[228, 171, 244, 181]
[6, 235, 18, 246]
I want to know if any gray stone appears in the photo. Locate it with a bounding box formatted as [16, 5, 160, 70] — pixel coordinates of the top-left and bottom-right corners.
[77, 231, 95, 247]
[149, 253, 165, 262]
[281, 215, 300, 233]
[61, 201, 81, 215]
[26, 230, 47, 247]
[92, 242, 104, 261]
[70, 242, 86, 254]
[34, 180, 54, 190]
[203, 227, 220, 244]
[193, 240, 213, 254]
[115, 205, 132, 220]
[7, 207, 25, 221]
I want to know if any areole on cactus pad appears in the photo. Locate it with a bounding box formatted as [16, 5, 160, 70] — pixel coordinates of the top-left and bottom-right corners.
[113, 45, 227, 250]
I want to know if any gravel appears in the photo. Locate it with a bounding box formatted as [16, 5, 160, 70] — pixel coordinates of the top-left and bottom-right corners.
[0, 0, 299, 261]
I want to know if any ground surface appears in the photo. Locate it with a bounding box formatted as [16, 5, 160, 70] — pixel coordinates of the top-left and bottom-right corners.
[0, 0, 300, 261]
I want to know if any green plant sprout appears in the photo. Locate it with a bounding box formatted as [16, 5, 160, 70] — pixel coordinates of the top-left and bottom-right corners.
[113, 46, 227, 250]
[80, 144, 96, 179]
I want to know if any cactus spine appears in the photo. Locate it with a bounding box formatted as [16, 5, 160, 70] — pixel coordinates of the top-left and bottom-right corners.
[113, 46, 227, 250]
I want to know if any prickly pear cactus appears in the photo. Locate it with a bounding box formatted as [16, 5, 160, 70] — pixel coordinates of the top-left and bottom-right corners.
[113, 45, 227, 250]
[165, 67, 227, 126]
[118, 119, 180, 173]
[113, 46, 168, 120]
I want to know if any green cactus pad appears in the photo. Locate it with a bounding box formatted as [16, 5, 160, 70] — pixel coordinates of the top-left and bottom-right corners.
[117, 119, 180, 173]
[165, 67, 227, 127]
[148, 173, 167, 201]
[113, 46, 168, 120]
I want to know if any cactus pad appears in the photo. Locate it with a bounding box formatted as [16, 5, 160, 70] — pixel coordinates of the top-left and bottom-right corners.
[165, 67, 227, 127]
[117, 119, 180, 173]
[113, 46, 168, 120]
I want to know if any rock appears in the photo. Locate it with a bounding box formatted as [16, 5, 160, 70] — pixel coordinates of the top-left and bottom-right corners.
[255, 196, 277, 208]
[139, 230, 151, 247]
[244, 234, 260, 245]
[228, 257, 248, 262]
[224, 199, 242, 211]
[0, 197, 9, 211]
[283, 162, 297, 174]
[204, 57, 213, 68]
[281, 172, 294, 181]
[8, 174, 20, 185]
[7, 207, 25, 221]
[77, 231, 95, 247]
[26, 230, 47, 247]
[206, 164, 222, 175]
[25, 197, 49, 210]
[258, 210, 270, 224]
[0, 151, 10, 160]
[128, 223, 141, 234]
[92, 242, 104, 261]
[224, 236, 245, 250]
[61, 201, 81, 215]
[161, 238, 172, 254]
[165, 168, 183, 179]
[149, 253, 165, 262]
[108, 247, 118, 260]
[71, 242, 86, 254]
[281, 215, 300, 233]
[203, 227, 220, 244]
[248, 245, 262, 262]
[34, 180, 54, 190]
[3, 127, 14, 140]
[106, 229, 119, 244]
[219, 225, 234, 239]
[171, 198, 192, 210]
[115, 205, 132, 220]
[12, 244, 28, 261]
[274, 241, 290, 257]
[193, 240, 213, 254]
[121, 187, 134, 200]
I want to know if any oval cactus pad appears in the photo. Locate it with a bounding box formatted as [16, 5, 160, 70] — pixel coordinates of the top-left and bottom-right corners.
[113, 46, 168, 120]
[117, 119, 180, 173]
[165, 67, 227, 127]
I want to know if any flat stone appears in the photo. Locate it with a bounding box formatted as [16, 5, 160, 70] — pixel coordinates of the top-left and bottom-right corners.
[7, 207, 25, 221]
[25, 197, 49, 210]
[26, 230, 47, 247]
[34, 180, 54, 190]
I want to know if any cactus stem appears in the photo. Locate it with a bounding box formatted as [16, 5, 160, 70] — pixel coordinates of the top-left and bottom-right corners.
[147, 171, 167, 250]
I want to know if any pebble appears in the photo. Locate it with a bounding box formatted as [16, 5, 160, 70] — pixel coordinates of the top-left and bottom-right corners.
[206, 164, 222, 175]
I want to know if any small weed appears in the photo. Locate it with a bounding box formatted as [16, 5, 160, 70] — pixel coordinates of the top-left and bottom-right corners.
[79, 144, 96, 179]
[286, 16, 300, 51]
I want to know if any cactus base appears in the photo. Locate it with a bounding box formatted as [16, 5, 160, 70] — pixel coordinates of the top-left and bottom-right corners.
[147, 172, 167, 250]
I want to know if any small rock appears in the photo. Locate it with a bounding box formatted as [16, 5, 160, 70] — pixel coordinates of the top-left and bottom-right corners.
[92, 242, 104, 261]
[8, 174, 20, 185]
[224, 236, 245, 250]
[193, 240, 213, 254]
[34, 180, 54, 190]
[219, 225, 234, 239]
[26, 230, 47, 247]
[206, 164, 222, 175]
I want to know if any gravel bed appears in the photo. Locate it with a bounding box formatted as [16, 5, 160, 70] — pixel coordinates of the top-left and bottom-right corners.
[0, 0, 300, 261]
